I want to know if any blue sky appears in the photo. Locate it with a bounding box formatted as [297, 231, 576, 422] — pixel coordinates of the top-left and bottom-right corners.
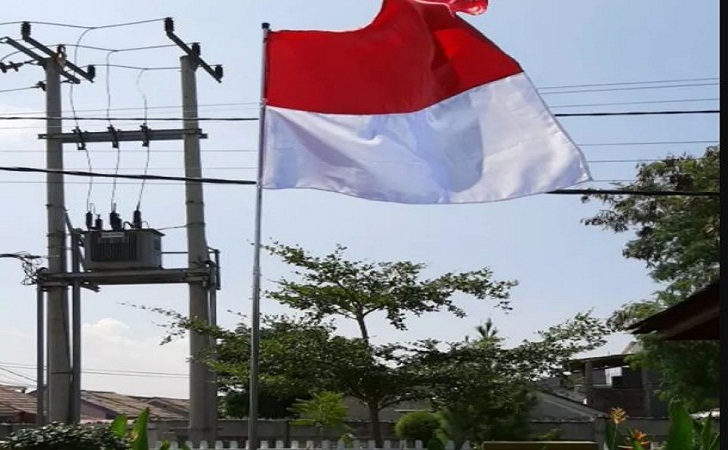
[0, 1, 719, 397]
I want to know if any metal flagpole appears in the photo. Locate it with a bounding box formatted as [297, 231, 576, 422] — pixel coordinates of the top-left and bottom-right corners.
[248, 21, 270, 450]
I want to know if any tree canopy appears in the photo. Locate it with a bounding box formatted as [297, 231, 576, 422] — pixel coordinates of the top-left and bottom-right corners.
[582, 146, 719, 304]
[264, 242, 516, 342]
[581, 145, 720, 410]
[154, 244, 609, 444]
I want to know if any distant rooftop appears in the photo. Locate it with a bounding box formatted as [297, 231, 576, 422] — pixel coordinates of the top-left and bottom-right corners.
[0, 385, 36, 417]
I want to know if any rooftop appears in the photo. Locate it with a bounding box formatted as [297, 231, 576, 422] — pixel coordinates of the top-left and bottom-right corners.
[0, 386, 36, 417]
[630, 281, 719, 340]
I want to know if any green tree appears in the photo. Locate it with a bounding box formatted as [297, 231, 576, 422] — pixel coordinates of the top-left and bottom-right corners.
[264, 242, 516, 343]
[263, 242, 517, 444]
[220, 389, 304, 419]
[154, 309, 427, 439]
[412, 315, 609, 445]
[581, 145, 720, 410]
[151, 246, 606, 444]
[289, 391, 351, 441]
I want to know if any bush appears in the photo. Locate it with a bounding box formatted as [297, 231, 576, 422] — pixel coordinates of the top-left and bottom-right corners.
[395, 411, 441, 443]
[0, 422, 129, 450]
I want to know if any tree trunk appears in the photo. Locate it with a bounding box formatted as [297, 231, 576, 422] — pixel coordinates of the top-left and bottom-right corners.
[355, 315, 370, 344]
[367, 403, 383, 447]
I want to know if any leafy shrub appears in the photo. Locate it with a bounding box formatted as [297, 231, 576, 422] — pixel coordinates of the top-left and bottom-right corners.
[289, 391, 351, 440]
[395, 411, 441, 443]
[0, 422, 129, 450]
[606, 401, 720, 450]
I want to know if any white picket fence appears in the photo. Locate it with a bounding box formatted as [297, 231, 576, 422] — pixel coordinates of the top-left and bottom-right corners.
[152, 439, 472, 450]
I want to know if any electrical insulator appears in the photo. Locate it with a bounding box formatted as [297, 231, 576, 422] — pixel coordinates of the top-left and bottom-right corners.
[133, 209, 142, 229]
[94, 215, 103, 230]
[85, 212, 93, 229]
[110, 211, 122, 231]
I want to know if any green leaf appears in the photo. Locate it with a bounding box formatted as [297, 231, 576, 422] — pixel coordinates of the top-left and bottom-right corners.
[109, 414, 128, 438]
[604, 420, 619, 450]
[666, 401, 693, 450]
[697, 416, 719, 450]
[131, 407, 151, 450]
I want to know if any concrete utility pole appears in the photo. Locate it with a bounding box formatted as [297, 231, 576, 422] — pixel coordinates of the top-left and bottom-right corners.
[165, 17, 223, 442]
[182, 54, 216, 444]
[4, 19, 222, 433]
[44, 57, 73, 424]
[3, 22, 96, 424]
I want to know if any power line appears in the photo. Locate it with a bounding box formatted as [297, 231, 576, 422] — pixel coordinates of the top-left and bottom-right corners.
[0, 148, 259, 153]
[579, 140, 717, 147]
[539, 82, 719, 95]
[0, 362, 188, 379]
[0, 179, 661, 186]
[0, 102, 259, 118]
[64, 43, 180, 53]
[586, 158, 704, 164]
[4, 156, 709, 170]
[0, 165, 256, 185]
[0, 85, 41, 94]
[550, 188, 718, 197]
[0, 140, 717, 153]
[0, 115, 257, 122]
[23, 18, 167, 31]
[555, 110, 718, 117]
[90, 63, 177, 71]
[0, 366, 35, 383]
[0, 165, 718, 196]
[537, 77, 719, 90]
[0, 109, 718, 122]
[548, 98, 719, 108]
[0, 43, 183, 65]
[0, 97, 714, 117]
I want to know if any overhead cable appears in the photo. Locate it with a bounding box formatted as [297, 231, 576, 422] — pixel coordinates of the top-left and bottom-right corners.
[0, 85, 41, 94]
[548, 98, 719, 108]
[537, 77, 719, 90]
[0, 98, 714, 117]
[24, 18, 167, 30]
[0, 166, 717, 196]
[0, 109, 718, 122]
[539, 82, 718, 95]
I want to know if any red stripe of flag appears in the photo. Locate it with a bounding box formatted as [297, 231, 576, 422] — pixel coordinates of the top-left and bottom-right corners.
[265, 0, 522, 115]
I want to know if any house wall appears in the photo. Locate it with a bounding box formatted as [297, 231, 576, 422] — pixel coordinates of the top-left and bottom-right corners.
[584, 367, 668, 417]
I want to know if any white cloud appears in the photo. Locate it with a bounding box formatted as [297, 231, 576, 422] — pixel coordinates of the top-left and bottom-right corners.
[81, 317, 191, 398]
[0, 318, 192, 398]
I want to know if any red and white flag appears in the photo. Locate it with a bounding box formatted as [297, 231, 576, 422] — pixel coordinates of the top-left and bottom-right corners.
[262, 0, 591, 204]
